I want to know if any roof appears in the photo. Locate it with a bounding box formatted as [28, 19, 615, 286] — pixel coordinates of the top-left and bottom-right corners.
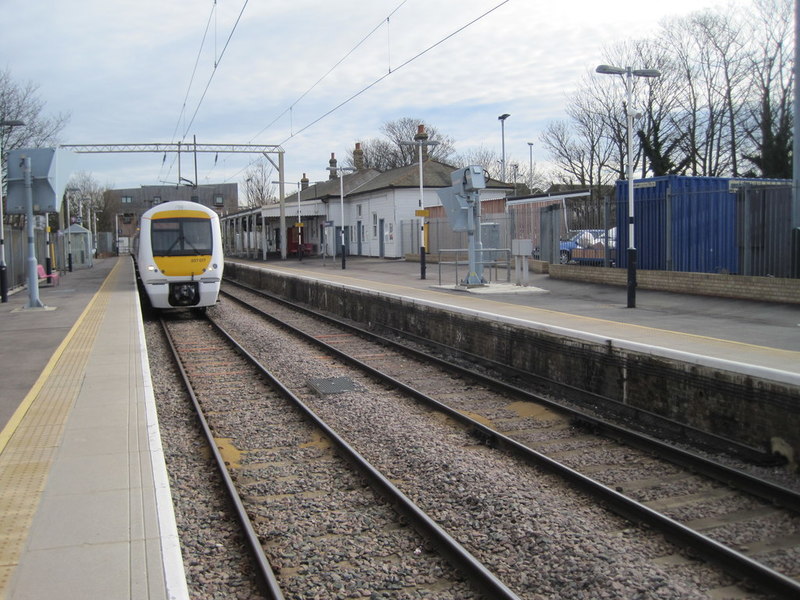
[287, 161, 512, 202]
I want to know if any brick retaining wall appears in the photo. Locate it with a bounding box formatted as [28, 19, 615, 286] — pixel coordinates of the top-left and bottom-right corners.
[547, 265, 800, 304]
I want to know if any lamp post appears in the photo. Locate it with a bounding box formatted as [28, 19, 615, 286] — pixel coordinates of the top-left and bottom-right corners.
[527, 142, 534, 193]
[22, 155, 44, 308]
[0, 119, 25, 302]
[595, 64, 661, 308]
[498, 113, 510, 182]
[326, 165, 356, 269]
[399, 137, 439, 280]
[64, 187, 79, 272]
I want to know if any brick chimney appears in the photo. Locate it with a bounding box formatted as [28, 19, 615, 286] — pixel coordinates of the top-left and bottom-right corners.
[301, 173, 309, 190]
[353, 142, 365, 170]
[414, 124, 430, 160]
[328, 152, 337, 179]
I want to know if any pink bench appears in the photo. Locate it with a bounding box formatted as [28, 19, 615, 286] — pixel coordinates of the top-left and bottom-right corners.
[37, 264, 60, 286]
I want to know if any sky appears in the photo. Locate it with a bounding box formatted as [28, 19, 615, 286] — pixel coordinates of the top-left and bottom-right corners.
[1, 0, 750, 195]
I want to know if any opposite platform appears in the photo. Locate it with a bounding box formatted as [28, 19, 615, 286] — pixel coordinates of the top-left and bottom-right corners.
[0, 257, 187, 600]
[227, 256, 800, 380]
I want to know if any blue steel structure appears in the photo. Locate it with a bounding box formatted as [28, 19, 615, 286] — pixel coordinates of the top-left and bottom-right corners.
[616, 176, 792, 275]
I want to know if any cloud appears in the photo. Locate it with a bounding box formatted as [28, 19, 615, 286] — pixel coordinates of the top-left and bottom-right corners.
[1, 0, 751, 190]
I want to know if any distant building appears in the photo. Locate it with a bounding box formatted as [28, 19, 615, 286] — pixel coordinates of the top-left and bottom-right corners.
[104, 183, 238, 249]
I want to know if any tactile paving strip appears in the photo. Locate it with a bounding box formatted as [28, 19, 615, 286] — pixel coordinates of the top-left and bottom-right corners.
[0, 261, 119, 597]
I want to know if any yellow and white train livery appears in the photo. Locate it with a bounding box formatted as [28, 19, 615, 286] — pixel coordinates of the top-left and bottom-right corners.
[135, 200, 224, 309]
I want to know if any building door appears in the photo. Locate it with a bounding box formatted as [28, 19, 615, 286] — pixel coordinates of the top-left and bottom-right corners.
[356, 220, 362, 255]
[378, 219, 385, 258]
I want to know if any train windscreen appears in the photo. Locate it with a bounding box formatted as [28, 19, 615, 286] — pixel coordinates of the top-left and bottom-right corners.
[151, 218, 213, 256]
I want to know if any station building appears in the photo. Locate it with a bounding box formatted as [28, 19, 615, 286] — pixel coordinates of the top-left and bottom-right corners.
[222, 143, 512, 260]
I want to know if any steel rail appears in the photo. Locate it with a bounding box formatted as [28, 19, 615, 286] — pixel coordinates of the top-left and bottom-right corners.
[220, 285, 800, 598]
[220, 281, 800, 512]
[159, 317, 285, 600]
[202, 313, 522, 600]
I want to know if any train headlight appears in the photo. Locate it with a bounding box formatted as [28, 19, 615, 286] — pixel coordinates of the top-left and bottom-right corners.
[146, 264, 158, 272]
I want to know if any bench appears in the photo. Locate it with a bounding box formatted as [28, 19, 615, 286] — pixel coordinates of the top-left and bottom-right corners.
[37, 264, 60, 286]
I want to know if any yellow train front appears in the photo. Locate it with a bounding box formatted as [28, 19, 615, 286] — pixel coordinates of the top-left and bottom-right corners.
[136, 200, 224, 309]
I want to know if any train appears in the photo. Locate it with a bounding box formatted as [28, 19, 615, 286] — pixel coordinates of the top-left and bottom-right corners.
[134, 200, 224, 309]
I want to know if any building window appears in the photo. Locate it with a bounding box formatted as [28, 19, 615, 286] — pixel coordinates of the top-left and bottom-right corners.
[121, 196, 132, 204]
[357, 204, 362, 217]
[214, 195, 224, 206]
[152, 195, 161, 205]
[191, 195, 199, 203]
[372, 213, 378, 237]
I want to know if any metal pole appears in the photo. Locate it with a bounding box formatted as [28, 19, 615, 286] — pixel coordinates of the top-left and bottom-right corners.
[297, 182, 303, 261]
[0, 119, 26, 302]
[340, 174, 346, 269]
[278, 151, 286, 260]
[44, 212, 52, 277]
[418, 144, 426, 279]
[528, 142, 533, 192]
[66, 191, 73, 271]
[23, 155, 44, 308]
[792, 0, 800, 276]
[625, 67, 637, 309]
[326, 165, 355, 269]
[501, 120, 506, 182]
[0, 132, 7, 302]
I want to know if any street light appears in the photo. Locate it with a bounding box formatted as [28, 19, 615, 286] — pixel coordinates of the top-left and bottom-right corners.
[399, 136, 439, 280]
[326, 165, 356, 269]
[64, 187, 80, 272]
[498, 114, 510, 182]
[527, 142, 534, 193]
[595, 64, 661, 308]
[0, 119, 25, 302]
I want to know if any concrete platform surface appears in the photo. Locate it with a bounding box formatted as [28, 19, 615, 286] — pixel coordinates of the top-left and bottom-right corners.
[228, 256, 800, 379]
[0, 257, 187, 600]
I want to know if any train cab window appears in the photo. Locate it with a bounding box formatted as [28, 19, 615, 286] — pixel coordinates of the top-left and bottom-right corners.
[151, 218, 212, 256]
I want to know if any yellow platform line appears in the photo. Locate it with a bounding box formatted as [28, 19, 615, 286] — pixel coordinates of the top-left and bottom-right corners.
[0, 258, 120, 598]
[257, 261, 800, 359]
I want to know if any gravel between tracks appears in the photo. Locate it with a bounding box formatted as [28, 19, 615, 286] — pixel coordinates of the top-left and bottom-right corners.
[210, 299, 761, 599]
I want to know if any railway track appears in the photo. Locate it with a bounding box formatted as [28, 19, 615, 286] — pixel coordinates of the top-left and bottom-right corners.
[159, 313, 517, 599]
[216, 279, 800, 598]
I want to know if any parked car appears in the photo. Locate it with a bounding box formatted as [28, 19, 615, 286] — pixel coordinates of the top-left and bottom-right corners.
[559, 229, 604, 263]
[558, 228, 617, 265]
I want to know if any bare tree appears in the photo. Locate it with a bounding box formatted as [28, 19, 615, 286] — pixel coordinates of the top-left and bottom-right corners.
[742, 0, 793, 178]
[242, 158, 276, 207]
[346, 117, 455, 171]
[452, 145, 500, 178]
[545, 0, 789, 183]
[64, 171, 110, 230]
[0, 69, 70, 193]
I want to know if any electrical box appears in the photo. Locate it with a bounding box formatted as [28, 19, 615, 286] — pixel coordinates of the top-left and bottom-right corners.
[5, 147, 75, 214]
[512, 239, 533, 256]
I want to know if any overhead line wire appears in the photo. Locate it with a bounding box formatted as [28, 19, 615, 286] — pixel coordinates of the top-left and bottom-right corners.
[180, 0, 250, 141]
[248, 0, 408, 143]
[161, 2, 216, 183]
[224, 0, 512, 185]
[279, 0, 512, 145]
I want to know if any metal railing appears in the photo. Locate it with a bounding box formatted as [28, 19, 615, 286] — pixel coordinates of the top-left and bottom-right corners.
[436, 248, 511, 286]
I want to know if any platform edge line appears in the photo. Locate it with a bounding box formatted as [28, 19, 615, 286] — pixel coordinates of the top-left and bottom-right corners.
[0, 258, 122, 456]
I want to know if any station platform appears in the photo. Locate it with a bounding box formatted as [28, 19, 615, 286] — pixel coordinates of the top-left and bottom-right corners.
[229, 255, 800, 382]
[0, 256, 187, 600]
